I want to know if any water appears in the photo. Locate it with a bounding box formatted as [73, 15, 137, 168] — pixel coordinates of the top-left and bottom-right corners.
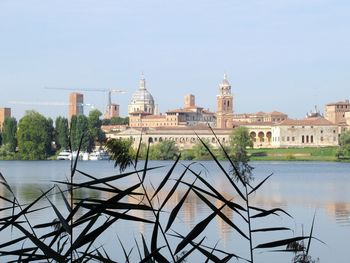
[0, 160, 349, 262]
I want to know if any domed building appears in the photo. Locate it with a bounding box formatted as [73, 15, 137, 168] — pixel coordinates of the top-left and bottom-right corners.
[128, 74, 155, 115]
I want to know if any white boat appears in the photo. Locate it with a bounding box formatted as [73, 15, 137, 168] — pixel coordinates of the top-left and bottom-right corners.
[81, 152, 90, 161]
[89, 151, 110, 161]
[57, 150, 72, 160]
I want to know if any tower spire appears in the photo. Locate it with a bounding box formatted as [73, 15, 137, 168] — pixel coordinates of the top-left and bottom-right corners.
[139, 72, 146, 90]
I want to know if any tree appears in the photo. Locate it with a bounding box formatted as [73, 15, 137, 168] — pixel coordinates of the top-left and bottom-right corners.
[149, 140, 178, 160]
[55, 116, 69, 150]
[70, 115, 91, 152]
[229, 126, 254, 183]
[105, 138, 135, 172]
[88, 109, 105, 149]
[17, 111, 52, 160]
[46, 117, 54, 155]
[191, 139, 213, 160]
[2, 117, 17, 152]
[337, 131, 350, 158]
[102, 116, 129, 125]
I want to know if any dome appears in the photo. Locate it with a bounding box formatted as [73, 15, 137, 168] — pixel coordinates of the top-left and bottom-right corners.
[128, 74, 155, 114]
[131, 88, 154, 104]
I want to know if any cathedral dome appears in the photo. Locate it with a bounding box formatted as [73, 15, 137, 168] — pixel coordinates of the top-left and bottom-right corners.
[128, 74, 155, 115]
[131, 87, 154, 104]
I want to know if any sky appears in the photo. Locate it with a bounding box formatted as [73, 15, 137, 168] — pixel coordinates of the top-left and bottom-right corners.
[1, 0, 350, 120]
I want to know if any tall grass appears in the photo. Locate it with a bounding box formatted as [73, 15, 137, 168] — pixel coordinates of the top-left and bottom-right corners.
[0, 133, 320, 262]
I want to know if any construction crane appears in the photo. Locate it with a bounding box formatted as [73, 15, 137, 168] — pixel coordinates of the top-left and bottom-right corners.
[9, 101, 94, 108]
[44, 87, 126, 119]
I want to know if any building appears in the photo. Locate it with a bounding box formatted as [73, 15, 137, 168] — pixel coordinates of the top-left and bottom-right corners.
[107, 73, 343, 149]
[104, 104, 119, 119]
[325, 99, 350, 133]
[68, 92, 84, 120]
[128, 74, 155, 115]
[271, 117, 338, 147]
[107, 125, 232, 149]
[233, 111, 288, 124]
[216, 74, 234, 128]
[0, 107, 11, 131]
[128, 75, 216, 128]
[129, 94, 216, 128]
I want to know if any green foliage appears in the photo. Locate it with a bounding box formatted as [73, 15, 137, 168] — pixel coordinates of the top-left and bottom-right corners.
[46, 117, 55, 155]
[149, 140, 178, 160]
[88, 109, 106, 147]
[102, 116, 129, 125]
[229, 126, 254, 183]
[2, 117, 17, 152]
[0, 143, 17, 159]
[17, 111, 52, 160]
[189, 139, 213, 160]
[55, 116, 69, 150]
[337, 131, 350, 159]
[105, 138, 134, 172]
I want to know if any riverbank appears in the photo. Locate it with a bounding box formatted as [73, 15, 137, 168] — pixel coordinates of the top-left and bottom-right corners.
[1, 146, 347, 162]
[248, 146, 341, 161]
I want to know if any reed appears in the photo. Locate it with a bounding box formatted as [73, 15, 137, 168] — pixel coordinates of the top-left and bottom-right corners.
[0, 132, 320, 262]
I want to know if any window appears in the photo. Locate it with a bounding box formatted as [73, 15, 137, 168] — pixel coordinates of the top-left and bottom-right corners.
[302, 135, 305, 143]
[321, 130, 323, 134]
[311, 136, 313, 143]
[320, 136, 323, 142]
[302, 126, 305, 128]
[287, 136, 290, 141]
[292, 137, 295, 142]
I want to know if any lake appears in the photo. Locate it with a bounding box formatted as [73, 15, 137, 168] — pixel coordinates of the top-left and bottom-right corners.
[0, 160, 349, 262]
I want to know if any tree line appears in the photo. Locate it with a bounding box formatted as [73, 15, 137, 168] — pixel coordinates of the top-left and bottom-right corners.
[0, 109, 108, 160]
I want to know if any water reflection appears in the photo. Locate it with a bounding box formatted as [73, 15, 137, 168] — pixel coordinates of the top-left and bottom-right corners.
[1, 160, 350, 262]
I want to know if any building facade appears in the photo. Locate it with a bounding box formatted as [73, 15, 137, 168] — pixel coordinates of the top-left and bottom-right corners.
[271, 117, 338, 147]
[233, 111, 288, 124]
[0, 107, 11, 131]
[68, 92, 84, 120]
[325, 100, 350, 133]
[107, 126, 232, 149]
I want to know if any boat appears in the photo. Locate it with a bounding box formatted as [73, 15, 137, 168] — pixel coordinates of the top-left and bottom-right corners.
[57, 150, 110, 161]
[57, 150, 72, 160]
[89, 150, 110, 161]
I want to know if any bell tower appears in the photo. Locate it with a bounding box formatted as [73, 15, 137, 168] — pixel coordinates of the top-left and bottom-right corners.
[216, 74, 233, 128]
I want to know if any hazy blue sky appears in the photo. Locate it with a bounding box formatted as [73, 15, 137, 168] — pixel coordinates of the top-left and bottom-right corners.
[1, 0, 349, 120]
